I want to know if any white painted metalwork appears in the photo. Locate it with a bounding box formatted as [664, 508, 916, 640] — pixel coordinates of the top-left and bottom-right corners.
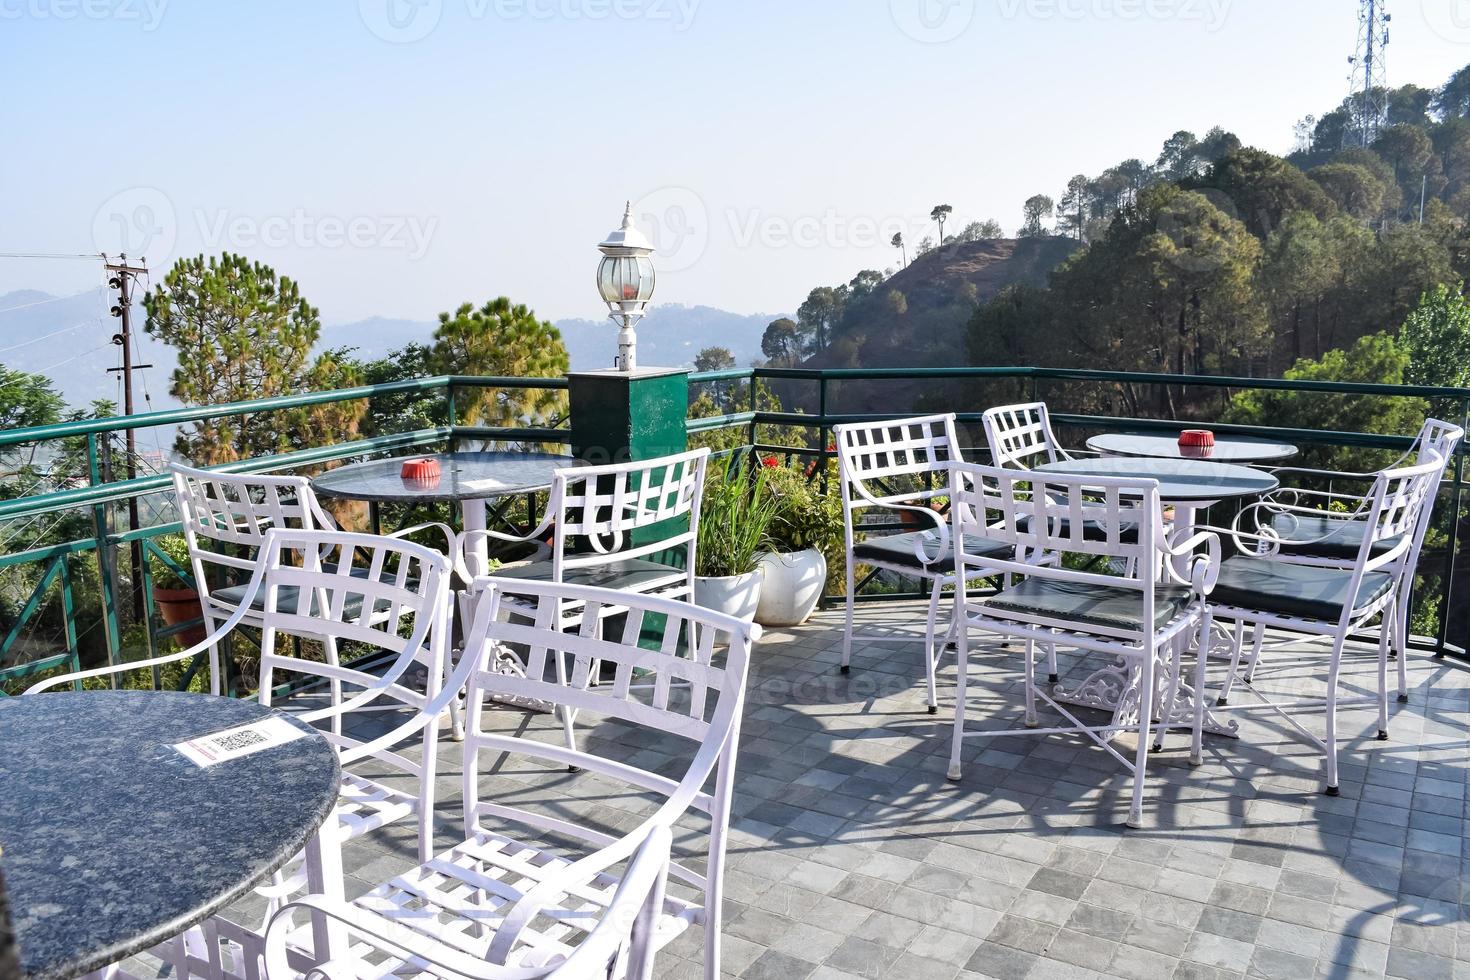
[32, 528, 470, 980]
[980, 401, 1074, 469]
[1232, 419, 1465, 691]
[169, 463, 455, 698]
[263, 578, 757, 980]
[262, 823, 673, 980]
[1205, 454, 1449, 795]
[834, 413, 1011, 713]
[944, 462, 1219, 829]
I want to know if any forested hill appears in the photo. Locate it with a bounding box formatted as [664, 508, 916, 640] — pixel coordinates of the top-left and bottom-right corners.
[801, 237, 1077, 370]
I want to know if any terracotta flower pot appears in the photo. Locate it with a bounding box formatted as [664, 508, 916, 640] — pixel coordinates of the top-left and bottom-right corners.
[152, 586, 208, 647]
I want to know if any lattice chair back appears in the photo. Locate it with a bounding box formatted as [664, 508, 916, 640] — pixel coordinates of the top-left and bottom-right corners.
[1414, 418, 1464, 467]
[549, 447, 710, 587]
[1349, 457, 1448, 587]
[950, 462, 1171, 635]
[834, 413, 959, 512]
[249, 531, 449, 840]
[1404, 420, 1465, 574]
[457, 577, 757, 968]
[170, 463, 331, 617]
[980, 402, 1067, 469]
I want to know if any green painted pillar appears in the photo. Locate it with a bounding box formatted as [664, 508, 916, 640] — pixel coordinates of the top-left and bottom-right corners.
[568, 365, 690, 563]
[568, 367, 689, 467]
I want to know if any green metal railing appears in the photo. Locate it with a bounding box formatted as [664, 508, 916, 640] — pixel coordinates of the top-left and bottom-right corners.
[3, 364, 1466, 695]
[0, 376, 569, 693]
[686, 366, 1470, 657]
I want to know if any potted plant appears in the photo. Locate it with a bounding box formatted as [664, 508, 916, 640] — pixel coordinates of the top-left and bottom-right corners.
[693, 457, 777, 622]
[149, 533, 208, 647]
[756, 458, 844, 626]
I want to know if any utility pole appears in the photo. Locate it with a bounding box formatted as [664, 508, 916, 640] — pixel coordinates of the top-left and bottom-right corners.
[105, 255, 152, 625]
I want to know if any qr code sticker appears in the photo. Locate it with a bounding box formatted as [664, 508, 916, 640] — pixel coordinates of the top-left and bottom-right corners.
[174, 716, 305, 767]
[208, 729, 269, 752]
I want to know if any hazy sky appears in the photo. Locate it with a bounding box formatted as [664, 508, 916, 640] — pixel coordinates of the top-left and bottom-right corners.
[5, 0, 1470, 324]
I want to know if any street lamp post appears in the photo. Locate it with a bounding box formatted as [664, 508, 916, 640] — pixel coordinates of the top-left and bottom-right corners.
[596, 202, 656, 371]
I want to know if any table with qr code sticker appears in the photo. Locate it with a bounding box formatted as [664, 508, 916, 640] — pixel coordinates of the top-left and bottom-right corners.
[0, 690, 339, 980]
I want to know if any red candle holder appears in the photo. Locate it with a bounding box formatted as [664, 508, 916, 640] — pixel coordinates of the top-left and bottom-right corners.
[1178, 430, 1215, 458]
[400, 457, 441, 486]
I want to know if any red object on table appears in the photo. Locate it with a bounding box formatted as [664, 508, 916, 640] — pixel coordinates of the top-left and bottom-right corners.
[400, 457, 441, 485]
[1178, 429, 1215, 447]
[1178, 429, 1215, 458]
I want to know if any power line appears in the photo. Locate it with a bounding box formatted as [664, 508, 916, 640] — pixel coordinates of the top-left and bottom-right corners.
[0, 318, 100, 356]
[0, 343, 112, 390]
[0, 252, 102, 261]
[0, 293, 86, 315]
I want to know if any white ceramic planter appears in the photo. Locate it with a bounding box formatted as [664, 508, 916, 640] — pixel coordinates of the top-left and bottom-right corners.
[693, 570, 763, 623]
[755, 548, 827, 627]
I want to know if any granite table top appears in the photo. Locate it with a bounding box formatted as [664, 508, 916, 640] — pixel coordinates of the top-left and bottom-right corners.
[309, 451, 584, 505]
[0, 691, 339, 980]
[1085, 430, 1299, 463]
[1035, 457, 1280, 503]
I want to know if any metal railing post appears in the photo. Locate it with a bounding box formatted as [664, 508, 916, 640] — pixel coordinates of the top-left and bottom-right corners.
[87, 433, 122, 685]
[1436, 396, 1469, 656]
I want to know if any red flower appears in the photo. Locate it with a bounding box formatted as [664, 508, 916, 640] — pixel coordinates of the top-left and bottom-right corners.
[761, 455, 780, 468]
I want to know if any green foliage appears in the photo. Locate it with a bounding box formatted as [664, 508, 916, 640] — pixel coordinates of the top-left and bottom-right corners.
[1401, 282, 1470, 389]
[693, 347, 736, 373]
[696, 457, 776, 578]
[144, 252, 365, 464]
[760, 460, 842, 554]
[147, 534, 194, 591]
[0, 364, 63, 471]
[1019, 195, 1054, 237]
[431, 297, 569, 430]
[1190, 148, 1335, 238]
[760, 317, 801, 365]
[357, 342, 445, 437]
[1222, 333, 1430, 472]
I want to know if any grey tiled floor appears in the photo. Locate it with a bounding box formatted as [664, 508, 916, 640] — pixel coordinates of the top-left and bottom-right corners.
[137, 602, 1470, 979]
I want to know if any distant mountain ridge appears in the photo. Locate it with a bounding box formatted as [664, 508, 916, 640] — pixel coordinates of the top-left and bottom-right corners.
[0, 291, 786, 416]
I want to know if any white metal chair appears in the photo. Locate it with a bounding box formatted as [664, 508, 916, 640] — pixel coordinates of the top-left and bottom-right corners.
[457, 448, 710, 621]
[169, 462, 454, 701]
[835, 414, 1020, 713]
[945, 462, 1219, 829]
[31, 528, 464, 980]
[1204, 454, 1448, 796]
[1234, 419, 1464, 698]
[261, 577, 758, 980]
[263, 824, 674, 980]
[979, 401, 1074, 470]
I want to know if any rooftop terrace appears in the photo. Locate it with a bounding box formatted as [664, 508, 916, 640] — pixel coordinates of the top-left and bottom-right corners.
[106, 599, 1470, 980]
